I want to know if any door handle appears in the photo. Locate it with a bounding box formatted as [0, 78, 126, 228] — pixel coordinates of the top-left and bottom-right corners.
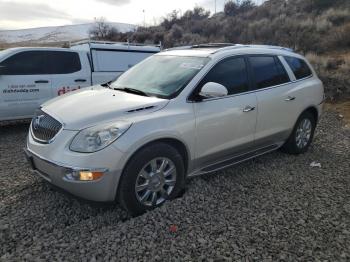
[243, 106, 255, 112]
[35, 80, 49, 83]
[75, 79, 87, 82]
[285, 96, 296, 101]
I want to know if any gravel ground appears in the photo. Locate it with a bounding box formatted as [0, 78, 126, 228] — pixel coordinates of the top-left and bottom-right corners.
[0, 111, 349, 261]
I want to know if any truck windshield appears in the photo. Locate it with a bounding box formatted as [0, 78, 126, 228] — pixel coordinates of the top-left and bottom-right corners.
[111, 55, 210, 99]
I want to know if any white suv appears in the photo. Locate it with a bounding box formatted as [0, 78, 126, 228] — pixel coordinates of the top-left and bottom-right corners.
[25, 44, 324, 215]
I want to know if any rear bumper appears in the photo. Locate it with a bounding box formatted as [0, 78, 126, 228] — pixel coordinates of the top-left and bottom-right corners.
[24, 147, 120, 202]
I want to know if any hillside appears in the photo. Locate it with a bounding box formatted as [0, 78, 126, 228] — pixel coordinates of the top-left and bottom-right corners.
[105, 0, 350, 101]
[0, 22, 136, 45]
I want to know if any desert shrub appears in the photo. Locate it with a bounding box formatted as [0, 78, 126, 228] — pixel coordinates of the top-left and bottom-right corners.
[331, 23, 350, 49]
[224, 1, 239, 16]
[182, 7, 210, 21]
[224, 0, 255, 16]
[324, 9, 350, 26]
[312, 0, 348, 10]
[307, 53, 350, 101]
[89, 18, 119, 40]
[131, 30, 153, 43]
[103, 1, 350, 100]
[181, 33, 207, 45]
[161, 10, 180, 30]
[170, 24, 184, 40]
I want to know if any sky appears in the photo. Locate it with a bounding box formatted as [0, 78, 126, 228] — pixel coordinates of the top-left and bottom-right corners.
[0, 0, 265, 30]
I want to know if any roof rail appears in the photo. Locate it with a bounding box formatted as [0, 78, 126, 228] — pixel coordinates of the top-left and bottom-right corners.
[211, 44, 294, 53]
[243, 44, 294, 52]
[164, 43, 293, 53]
[70, 40, 162, 49]
[192, 43, 236, 48]
[164, 43, 236, 52]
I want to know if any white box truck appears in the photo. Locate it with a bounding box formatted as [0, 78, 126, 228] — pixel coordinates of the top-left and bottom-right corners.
[0, 41, 160, 121]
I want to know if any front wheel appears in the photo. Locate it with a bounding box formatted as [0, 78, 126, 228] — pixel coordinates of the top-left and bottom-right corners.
[118, 143, 185, 216]
[281, 111, 316, 154]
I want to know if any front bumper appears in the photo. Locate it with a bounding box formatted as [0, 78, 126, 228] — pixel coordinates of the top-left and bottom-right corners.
[24, 147, 121, 202]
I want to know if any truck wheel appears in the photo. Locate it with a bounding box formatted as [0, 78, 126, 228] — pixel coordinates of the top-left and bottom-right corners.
[281, 111, 316, 154]
[118, 142, 185, 216]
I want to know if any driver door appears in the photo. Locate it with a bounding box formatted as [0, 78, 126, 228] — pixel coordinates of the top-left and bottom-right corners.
[192, 56, 258, 169]
[0, 50, 52, 120]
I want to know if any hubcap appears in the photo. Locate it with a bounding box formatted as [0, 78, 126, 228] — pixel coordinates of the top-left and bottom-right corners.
[135, 157, 177, 207]
[295, 118, 312, 149]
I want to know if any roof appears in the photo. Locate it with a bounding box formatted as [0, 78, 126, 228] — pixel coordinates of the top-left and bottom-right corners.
[71, 40, 161, 52]
[3, 47, 71, 52]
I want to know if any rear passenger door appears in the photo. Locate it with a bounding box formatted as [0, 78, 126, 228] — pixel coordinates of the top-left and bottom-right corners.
[49, 51, 90, 97]
[0, 51, 52, 120]
[193, 56, 258, 169]
[248, 55, 297, 148]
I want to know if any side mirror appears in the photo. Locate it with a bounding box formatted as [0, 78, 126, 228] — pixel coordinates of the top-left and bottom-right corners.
[199, 82, 228, 99]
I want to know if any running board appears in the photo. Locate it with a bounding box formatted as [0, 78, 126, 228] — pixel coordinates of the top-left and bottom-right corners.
[188, 144, 280, 177]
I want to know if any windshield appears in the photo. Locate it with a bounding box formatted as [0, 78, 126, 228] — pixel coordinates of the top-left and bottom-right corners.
[111, 55, 210, 99]
[0, 49, 13, 61]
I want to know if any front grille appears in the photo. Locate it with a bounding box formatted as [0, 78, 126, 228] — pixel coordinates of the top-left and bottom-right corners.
[31, 109, 62, 143]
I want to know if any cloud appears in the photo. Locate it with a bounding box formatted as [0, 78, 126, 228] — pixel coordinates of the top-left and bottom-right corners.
[0, 1, 70, 22]
[96, 0, 131, 6]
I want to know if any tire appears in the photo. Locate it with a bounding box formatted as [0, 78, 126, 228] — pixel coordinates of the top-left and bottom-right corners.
[281, 111, 316, 155]
[118, 142, 185, 216]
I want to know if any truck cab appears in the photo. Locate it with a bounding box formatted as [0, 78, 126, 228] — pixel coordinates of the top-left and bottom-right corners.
[0, 42, 160, 121]
[0, 48, 91, 121]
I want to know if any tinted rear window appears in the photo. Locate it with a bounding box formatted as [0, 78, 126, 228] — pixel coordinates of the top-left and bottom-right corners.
[49, 51, 81, 74]
[284, 56, 312, 80]
[249, 56, 290, 89]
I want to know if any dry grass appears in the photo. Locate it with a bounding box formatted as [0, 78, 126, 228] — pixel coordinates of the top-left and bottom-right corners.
[325, 101, 350, 128]
[306, 53, 350, 101]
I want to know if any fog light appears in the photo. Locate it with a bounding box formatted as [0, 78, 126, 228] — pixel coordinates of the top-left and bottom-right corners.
[79, 171, 104, 181]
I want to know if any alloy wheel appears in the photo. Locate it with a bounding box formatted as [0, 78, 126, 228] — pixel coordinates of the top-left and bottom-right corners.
[135, 157, 177, 207]
[295, 118, 312, 149]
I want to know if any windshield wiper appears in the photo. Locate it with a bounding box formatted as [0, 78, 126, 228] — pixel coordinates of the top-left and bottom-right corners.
[113, 87, 149, 97]
[102, 82, 112, 88]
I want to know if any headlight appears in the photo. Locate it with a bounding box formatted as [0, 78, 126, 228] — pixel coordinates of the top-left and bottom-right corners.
[70, 121, 132, 153]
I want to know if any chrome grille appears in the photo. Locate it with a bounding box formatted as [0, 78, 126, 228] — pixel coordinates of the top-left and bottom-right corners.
[31, 110, 62, 143]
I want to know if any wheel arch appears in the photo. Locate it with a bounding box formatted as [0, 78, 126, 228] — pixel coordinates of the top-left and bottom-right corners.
[303, 106, 319, 123]
[115, 137, 190, 201]
[140, 138, 190, 173]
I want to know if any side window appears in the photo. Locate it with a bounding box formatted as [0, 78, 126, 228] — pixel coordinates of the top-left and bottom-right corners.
[249, 56, 290, 89]
[49, 51, 81, 74]
[284, 56, 312, 80]
[200, 57, 249, 95]
[0, 51, 49, 75]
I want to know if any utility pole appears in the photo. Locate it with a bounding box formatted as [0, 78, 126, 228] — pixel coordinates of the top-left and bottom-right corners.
[215, 0, 217, 14]
[142, 9, 146, 27]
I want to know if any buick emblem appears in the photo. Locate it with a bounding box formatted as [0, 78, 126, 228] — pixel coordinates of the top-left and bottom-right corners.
[33, 115, 44, 130]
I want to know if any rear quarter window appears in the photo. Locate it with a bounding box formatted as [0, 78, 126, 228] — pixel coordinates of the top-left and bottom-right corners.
[284, 56, 312, 80]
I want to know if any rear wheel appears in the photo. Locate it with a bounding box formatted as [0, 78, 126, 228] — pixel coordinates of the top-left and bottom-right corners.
[281, 111, 316, 154]
[118, 143, 185, 216]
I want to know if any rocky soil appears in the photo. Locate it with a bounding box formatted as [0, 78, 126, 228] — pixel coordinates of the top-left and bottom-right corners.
[0, 111, 349, 261]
